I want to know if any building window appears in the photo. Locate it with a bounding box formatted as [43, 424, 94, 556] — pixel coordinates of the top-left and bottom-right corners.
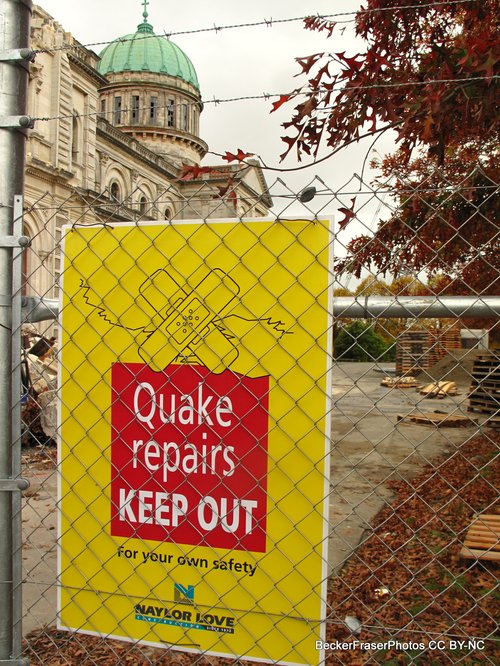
[165, 207, 173, 221]
[139, 196, 147, 216]
[167, 99, 175, 127]
[113, 96, 122, 124]
[100, 98, 106, 119]
[71, 115, 80, 162]
[131, 95, 140, 124]
[181, 103, 188, 131]
[110, 182, 121, 202]
[150, 96, 158, 124]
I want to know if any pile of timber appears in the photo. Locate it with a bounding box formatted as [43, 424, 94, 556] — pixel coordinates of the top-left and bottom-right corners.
[427, 324, 462, 368]
[468, 352, 500, 429]
[396, 330, 428, 376]
[395, 324, 461, 376]
[460, 513, 500, 562]
[419, 381, 458, 398]
[381, 376, 419, 388]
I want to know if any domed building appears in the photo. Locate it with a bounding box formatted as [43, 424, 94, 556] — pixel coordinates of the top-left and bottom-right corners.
[24, 3, 272, 307]
[97, 6, 207, 165]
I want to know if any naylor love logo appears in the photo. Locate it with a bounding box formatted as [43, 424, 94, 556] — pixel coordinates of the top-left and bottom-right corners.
[174, 583, 194, 604]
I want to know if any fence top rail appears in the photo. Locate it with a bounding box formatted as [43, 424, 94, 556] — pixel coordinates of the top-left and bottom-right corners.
[333, 296, 500, 319]
[21, 295, 500, 323]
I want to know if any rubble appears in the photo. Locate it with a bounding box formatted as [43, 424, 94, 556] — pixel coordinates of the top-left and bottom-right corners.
[21, 325, 58, 445]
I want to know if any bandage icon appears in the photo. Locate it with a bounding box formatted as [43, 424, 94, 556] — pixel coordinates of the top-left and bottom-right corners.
[137, 268, 240, 373]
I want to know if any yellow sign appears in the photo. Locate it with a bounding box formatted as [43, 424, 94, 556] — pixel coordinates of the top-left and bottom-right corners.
[58, 218, 333, 665]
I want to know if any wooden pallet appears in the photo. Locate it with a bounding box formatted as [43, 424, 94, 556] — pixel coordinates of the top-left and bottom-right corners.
[468, 401, 500, 414]
[468, 352, 500, 418]
[468, 388, 500, 399]
[460, 514, 500, 562]
[397, 412, 478, 427]
[485, 416, 500, 430]
[395, 325, 462, 376]
[396, 331, 429, 376]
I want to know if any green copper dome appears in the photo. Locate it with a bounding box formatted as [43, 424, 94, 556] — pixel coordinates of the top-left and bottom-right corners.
[98, 20, 200, 90]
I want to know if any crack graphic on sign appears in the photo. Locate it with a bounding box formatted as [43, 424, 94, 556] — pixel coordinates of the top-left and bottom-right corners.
[80, 267, 291, 374]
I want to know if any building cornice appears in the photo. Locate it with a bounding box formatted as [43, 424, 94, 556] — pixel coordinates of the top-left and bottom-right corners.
[69, 52, 108, 87]
[26, 160, 73, 186]
[97, 118, 181, 180]
[123, 126, 208, 160]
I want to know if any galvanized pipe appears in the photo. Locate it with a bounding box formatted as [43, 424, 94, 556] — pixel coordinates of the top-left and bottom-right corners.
[11, 197, 28, 661]
[333, 296, 500, 319]
[21, 296, 59, 323]
[0, 0, 32, 660]
[22, 295, 500, 323]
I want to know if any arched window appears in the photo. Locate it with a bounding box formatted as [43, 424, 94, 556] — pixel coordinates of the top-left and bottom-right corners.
[110, 182, 121, 202]
[165, 207, 173, 221]
[139, 196, 147, 216]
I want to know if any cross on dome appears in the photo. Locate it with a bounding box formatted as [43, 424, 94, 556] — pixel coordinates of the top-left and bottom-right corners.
[137, 0, 153, 34]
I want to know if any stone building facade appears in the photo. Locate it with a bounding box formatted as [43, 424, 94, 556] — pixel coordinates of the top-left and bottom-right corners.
[24, 4, 272, 302]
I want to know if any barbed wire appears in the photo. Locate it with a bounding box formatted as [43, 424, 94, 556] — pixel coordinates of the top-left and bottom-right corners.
[32, 74, 498, 124]
[32, 1, 475, 55]
[19, 182, 498, 214]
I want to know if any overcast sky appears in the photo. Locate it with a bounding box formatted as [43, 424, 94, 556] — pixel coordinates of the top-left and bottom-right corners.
[35, 0, 398, 240]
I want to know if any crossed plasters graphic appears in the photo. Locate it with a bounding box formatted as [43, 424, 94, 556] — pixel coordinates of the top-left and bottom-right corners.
[138, 268, 240, 373]
[81, 267, 291, 374]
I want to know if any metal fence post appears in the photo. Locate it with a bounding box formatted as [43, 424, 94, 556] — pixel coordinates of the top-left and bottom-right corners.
[0, 0, 32, 661]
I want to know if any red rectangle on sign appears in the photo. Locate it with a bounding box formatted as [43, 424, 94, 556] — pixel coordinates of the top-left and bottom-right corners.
[111, 363, 269, 552]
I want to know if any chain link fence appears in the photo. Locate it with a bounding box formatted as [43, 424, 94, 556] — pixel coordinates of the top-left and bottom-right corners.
[11, 168, 499, 664]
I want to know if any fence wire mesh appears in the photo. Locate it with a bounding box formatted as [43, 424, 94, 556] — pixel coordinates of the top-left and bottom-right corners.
[13, 168, 499, 665]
